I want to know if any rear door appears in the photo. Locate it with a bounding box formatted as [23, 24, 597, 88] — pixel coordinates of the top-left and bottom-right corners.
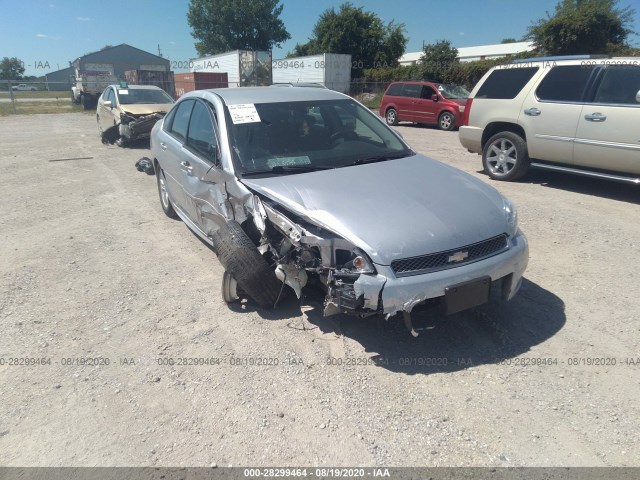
[573, 64, 640, 174]
[396, 83, 420, 122]
[179, 99, 229, 236]
[158, 99, 195, 212]
[519, 64, 598, 165]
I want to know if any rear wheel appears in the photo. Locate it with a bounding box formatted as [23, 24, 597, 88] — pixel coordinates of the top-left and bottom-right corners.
[212, 221, 282, 309]
[82, 95, 93, 110]
[438, 112, 455, 131]
[156, 167, 179, 219]
[482, 131, 530, 181]
[385, 108, 398, 126]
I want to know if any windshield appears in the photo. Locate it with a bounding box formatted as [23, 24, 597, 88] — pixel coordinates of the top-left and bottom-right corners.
[117, 88, 174, 105]
[438, 84, 470, 99]
[226, 99, 412, 176]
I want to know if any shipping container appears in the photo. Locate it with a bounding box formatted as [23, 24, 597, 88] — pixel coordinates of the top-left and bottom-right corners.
[174, 72, 228, 98]
[124, 70, 174, 96]
[191, 50, 272, 87]
[272, 54, 352, 93]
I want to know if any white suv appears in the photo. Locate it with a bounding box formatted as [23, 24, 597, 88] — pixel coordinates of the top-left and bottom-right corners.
[459, 56, 640, 184]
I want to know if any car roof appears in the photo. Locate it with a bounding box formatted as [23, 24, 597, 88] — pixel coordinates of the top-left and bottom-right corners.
[184, 86, 348, 105]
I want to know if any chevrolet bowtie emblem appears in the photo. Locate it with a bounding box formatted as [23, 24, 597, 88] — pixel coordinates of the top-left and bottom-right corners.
[448, 251, 469, 263]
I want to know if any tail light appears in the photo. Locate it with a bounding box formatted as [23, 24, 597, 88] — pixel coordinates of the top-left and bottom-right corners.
[462, 98, 473, 126]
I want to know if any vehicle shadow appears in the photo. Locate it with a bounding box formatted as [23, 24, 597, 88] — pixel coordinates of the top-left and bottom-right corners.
[248, 277, 565, 375]
[523, 169, 640, 205]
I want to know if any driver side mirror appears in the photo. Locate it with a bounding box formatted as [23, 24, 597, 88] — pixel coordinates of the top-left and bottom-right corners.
[636, 89, 640, 103]
[431, 94, 439, 102]
[103, 100, 113, 108]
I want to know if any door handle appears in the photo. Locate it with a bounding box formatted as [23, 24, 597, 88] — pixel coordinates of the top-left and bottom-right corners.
[159, 142, 167, 150]
[180, 161, 193, 173]
[584, 112, 607, 122]
[524, 108, 541, 116]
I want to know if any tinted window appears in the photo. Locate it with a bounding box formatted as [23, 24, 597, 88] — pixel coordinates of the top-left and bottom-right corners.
[536, 65, 595, 102]
[402, 84, 422, 98]
[385, 84, 404, 96]
[476, 67, 539, 99]
[593, 65, 640, 105]
[421, 85, 436, 99]
[187, 101, 217, 162]
[169, 100, 194, 141]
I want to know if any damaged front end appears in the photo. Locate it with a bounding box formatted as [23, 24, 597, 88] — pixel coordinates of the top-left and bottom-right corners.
[246, 194, 384, 318]
[118, 111, 166, 142]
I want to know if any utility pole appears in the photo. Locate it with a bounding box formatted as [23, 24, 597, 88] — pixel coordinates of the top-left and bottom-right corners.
[157, 44, 163, 58]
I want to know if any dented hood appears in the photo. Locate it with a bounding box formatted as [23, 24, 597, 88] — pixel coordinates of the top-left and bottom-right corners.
[241, 155, 509, 265]
[120, 104, 171, 116]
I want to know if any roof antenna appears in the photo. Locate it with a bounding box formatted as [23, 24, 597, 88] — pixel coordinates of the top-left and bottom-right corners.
[157, 44, 163, 57]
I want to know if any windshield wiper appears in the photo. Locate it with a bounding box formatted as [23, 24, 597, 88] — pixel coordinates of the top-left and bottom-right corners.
[348, 152, 411, 166]
[241, 164, 335, 176]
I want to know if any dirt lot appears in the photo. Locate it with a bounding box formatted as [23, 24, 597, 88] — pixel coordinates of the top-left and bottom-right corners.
[1, 113, 639, 467]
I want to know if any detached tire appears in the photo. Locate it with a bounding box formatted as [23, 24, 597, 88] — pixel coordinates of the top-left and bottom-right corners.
[211, 221, 282, 309]
[482, 131, 530, 181]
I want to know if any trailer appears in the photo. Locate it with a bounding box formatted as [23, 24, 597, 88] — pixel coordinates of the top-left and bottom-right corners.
[272, 54, 352, 93]
[191, 50, 272, 88]
[174, 72, 228, 99]
[124, 70, 174, 96]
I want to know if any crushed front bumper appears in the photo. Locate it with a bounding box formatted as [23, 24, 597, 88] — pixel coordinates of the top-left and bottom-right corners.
[341, 231, 528, 317]
[119, 113, 165, 141]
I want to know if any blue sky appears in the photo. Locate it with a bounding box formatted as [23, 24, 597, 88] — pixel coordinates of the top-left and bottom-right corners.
[1, 0, 639, 76]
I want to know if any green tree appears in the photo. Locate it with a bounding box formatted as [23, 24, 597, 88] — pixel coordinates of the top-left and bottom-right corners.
[293, 3, 407, 76]
[187, 0, 290, 55]
[420, 40, 459, 83]
[500, 38, 518, 44]
[0, 57, 25, 80]
[527, 0, 636, 55]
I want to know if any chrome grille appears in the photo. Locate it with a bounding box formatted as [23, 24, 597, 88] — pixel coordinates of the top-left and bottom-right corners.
[390, 234, 509, 277]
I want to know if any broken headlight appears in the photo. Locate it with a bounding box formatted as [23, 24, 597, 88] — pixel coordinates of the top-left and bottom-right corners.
[336, 248, 376, 274]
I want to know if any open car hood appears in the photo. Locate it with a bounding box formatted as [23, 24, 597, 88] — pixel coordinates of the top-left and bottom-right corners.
[241, 155, 510, 265]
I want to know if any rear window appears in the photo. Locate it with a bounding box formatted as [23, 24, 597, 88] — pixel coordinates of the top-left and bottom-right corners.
[536, 65, 596, 103]
[476, 67, 539, 99]
[385, 84, 404, 96]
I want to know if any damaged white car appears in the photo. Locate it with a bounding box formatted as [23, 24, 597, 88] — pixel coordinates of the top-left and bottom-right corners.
[97, 84, 174, 146]
[150, 87, 528, 333]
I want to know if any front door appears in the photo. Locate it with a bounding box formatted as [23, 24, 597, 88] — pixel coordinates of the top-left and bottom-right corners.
[179, 100, 229, 236]
[412, 85, 438, 124]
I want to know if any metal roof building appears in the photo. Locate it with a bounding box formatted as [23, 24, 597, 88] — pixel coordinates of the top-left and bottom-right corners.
[399, 41, 535, 65]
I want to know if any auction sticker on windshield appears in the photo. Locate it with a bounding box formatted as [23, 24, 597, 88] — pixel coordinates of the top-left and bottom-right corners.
[228, 104, 261, 124]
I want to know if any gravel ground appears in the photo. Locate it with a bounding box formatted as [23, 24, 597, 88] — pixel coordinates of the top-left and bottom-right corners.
[0, 113, 639, 467]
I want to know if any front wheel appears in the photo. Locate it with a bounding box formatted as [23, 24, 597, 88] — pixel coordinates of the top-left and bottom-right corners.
[438, 112, 455, 131]
[482, 131, 530, 181]
[385, 108, 398, 126]
[212, 221, 282, 309]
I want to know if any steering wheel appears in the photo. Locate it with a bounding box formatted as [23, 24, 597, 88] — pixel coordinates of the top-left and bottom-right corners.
[330, 131, 356, 143]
